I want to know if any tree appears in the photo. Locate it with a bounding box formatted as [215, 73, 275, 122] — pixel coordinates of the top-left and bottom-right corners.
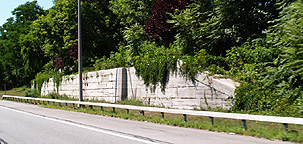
[109, 0, 153, 27]
[82, 0, 123, 65]
[143, 0, 191, 44]
[171, 0, 295, 56]
[33, 0, 123, 68]
[0, 1, 45, 89]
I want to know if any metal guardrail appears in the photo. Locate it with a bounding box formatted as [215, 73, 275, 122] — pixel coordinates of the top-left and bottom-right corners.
[2, 95, 303, 131]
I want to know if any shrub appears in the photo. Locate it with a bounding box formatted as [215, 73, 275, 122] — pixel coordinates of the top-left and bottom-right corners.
[44, 93, 69, 100]
[24, 88, 39, 98]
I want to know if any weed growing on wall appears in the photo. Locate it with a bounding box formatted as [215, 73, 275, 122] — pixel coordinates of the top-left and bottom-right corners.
[32, 68, 64, 96]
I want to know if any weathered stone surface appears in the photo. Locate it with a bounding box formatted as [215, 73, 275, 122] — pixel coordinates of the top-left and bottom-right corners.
[40, 67, 237, 110]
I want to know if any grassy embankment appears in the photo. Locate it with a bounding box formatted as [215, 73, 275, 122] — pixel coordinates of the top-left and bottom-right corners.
[0, 87, 26, 99]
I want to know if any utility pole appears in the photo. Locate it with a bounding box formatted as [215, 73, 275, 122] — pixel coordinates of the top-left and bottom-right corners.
[78, 0, 83, 102]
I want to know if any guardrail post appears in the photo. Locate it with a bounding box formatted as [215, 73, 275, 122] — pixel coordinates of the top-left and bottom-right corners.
[89, 105, 93, 109]
[113, 107, 115, 113]
[283, 123, 288, 132]
[100, 106, 104, 111]
[65, 103, 68, 107]
[183, 114, 187, 122]
[140, 110, 144, 116]
[59, 102, 61, 107]
[161, 112, 165, 119]
[242, 120, 247, 131]
[126, 109, 129, 114]
[210, 117, 214, 125]
[73, 103, 75, 109]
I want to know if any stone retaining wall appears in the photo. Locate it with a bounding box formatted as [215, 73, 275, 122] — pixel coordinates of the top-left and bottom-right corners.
[41, 67, 237, 109]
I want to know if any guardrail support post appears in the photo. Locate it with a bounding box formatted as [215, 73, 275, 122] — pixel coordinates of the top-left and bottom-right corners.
[161, 112, 165, 119]
[183, 114, 187, 122]
[66, 103, 68, 107]
[89, 105, 93, 109]
[140, 110, 144, 116]
[210, 117, 214, 125]
[113, 107, 115, 113]
[59, 103, 61, 107]
[242, 120, 247, 131]
[283, 123, 288, 132]
[100, 106, 104, 111]
[73, 103, 75, 109]
[126, 109, 129, 114]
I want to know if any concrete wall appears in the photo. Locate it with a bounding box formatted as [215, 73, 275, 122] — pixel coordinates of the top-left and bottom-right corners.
[125, 67, 236, 109]
[41, 68, 126, 102]
[41, 67, 237, 109]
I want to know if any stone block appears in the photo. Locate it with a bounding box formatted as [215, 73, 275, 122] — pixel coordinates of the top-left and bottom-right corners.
[177, 87, 196, 98]
[172, 99, 201, 109]
[211, 78, 236, 96]
[149, 98, 172, 108]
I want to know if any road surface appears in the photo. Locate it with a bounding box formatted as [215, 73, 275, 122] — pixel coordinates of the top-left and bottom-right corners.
[0, 100, 293, 144]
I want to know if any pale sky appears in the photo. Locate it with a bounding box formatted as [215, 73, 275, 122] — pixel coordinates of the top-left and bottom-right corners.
[0, 0, 54, 26]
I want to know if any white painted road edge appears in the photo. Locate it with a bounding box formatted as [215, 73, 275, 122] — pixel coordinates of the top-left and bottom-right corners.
[0, 105, 158, 144]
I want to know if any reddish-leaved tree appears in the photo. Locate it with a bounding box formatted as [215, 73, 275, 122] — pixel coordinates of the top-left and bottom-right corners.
[144, 0, 191, 44]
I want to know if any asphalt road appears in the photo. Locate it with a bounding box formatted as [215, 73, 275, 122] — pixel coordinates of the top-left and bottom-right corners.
[0, 101, 293, 144]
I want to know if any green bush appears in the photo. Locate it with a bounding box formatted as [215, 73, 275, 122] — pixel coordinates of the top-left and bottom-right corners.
[24, 88, 39, 98]
[229, 1, 303, 116]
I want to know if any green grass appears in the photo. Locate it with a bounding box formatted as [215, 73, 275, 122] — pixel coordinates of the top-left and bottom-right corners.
[4, 97, 303, 143]
[0, 86, 27, 99]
